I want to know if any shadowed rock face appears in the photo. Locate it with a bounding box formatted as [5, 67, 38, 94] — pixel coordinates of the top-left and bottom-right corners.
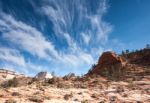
[35, 72, 53, 80]
[88, 51, 125, 78]
[125, 48, 150, 66]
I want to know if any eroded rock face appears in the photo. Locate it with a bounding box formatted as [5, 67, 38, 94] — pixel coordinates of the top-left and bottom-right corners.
[88, 51, 126, 79]
[0, 69, 25, 81]
[35, 72, 53, 80]
[99, 51, 123, 67]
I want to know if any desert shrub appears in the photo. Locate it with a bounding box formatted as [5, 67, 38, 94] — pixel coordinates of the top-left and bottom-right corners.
[92, 79, 99, 84]
[91, 93, 99, 99]
[57, 83, 64, 88]
[33, 91, 41, 95]
[48, 77, 58, 84]
[122, 93, 128, 97]
[28, 96, 44, 102]
[5, 99, 17, 103]
[12, 92, 21, 96]
[116, 86, 124, 93]
[99, 100, 105, 103]
[101, 65, 124, 81]
[2, 77, 18, 88]
[89, 64, 96, 72]
[90, 74, 99, 78]
[57, 82, 73, 89]
[44, 96, 51, 100]
[74, 82, 87, 88]
[28, 77, 38, 85]
[63, 73, 75, 80]
[81, 100, 88, 103]
[127, 81, 137, 90]
[74, 76, 81, 81]
[74, 98, 78, 101]
[0, 94, 4, 97]
[64, 93, 73, 100]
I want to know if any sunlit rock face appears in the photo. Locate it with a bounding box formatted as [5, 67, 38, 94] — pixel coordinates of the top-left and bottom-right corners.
[0, 69, 25, 83]
[87, 51, 126, 78]
[35, 72, 53, 80]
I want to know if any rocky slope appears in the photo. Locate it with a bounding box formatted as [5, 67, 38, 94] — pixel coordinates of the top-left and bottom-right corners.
[87, 48, 150, 81]
[0, 48, 149, 103]
[87, 51, 126, 80]
[0, 69, 25, 84]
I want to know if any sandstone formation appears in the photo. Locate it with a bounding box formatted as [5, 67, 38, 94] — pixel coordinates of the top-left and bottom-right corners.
[35, 71, 53, 80]
[88, 51, 126, 79]
[0, 69, 24, 81]
[125, 48, 150, 66]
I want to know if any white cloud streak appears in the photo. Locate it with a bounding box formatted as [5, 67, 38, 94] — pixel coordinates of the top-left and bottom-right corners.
[81, 32, 91, 45]
[42, 0, 112, 46]
[0, 12, 94, 73]
[0, 13, 59, 59]
[0, 0, 113, 75]
[0, 47, 25, 66]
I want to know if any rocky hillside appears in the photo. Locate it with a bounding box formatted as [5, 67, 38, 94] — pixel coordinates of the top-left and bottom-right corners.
[0, 69, 25, 82]
[0, 48, 149, 103]
[122, 48, 150, 66]
[87, 48, 150, 81]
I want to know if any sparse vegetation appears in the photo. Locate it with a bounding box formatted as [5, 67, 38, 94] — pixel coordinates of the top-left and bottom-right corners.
[12, 92, 21, 96]
[48, 77, 59, 84]
[81, 100, 89, 103]
[64, 92, 73, 100]
[2, 77, 18, 88]
[116, 86, 124, 93]
[127, 79, 137, 90]
[28, 77, 39, 84]
[28, 96, 44, 102]
[88, 64, 97, 74]
[74, 82, 88, 88]
[5, 99, 17, 103]
[91, 93, 99, 99]
[63, 73, 75, 80]
[57, 82, 72, 88]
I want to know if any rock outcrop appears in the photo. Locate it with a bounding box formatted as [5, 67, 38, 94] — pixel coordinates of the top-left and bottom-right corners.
[35, 72, 53, 80]
[0, 69, 24, 81]
[88, 51, 126, 79]
[124, 48, 150, 66]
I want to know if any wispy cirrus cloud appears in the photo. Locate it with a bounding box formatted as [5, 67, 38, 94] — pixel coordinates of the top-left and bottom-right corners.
[41, 0, 112, 47]
[81, 32, 91, 45]
[0, 0, 113, 76]
[0, 47, 25, 67]
[0, 13, 59, 59]
[0, 12, 94, 75]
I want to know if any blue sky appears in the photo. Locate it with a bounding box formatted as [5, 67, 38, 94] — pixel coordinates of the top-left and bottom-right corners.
[0, 0, 149, 76]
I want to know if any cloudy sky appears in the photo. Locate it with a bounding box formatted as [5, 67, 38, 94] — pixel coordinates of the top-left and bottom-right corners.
[0, 0, 150, 76]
